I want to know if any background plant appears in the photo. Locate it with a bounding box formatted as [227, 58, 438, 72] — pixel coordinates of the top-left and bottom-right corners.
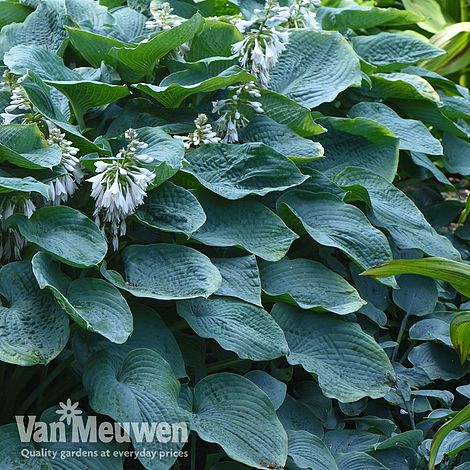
[0, 0, 469, 469]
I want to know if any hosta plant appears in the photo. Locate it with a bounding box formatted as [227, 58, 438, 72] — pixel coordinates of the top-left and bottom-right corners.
[0, 0, 469, 469]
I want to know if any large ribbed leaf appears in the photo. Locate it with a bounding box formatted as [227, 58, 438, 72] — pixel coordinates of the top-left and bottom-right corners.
[349, 102, 442, 155]
[212, 255, 262, 306]
[101, 243, 221, 300]
[334, 167, 460, 260]
[0, 0, 66, 56]
[134, 65, 253, 107]
[351, 33, 444, 68]
[269, 30, 361, 108]
[287, 430, 338, 470]
[240, 116, 324, 162]
[183, 143, 307, 199]
[192, 191, 297, 261]
[177, 296, 288, 360]
[135, 181, 206, 236]
[371, 72, 440, 102]
[336, 452, 388, 470]
[10, 206, 107, 267]
[0, 174, 49, 197]
[192, 373, 288, 469]
[317, 5, 422, 30]
[3, 44, 80, 81]
[45, 80, 129, 127]
[9, 206, 108, 267]
[0, 124, 62, 169]
[0, 261, 69, 366]
[307, 117, 399, 182]
[273, 303, 394, 402]
[73, 303, 186, 378]
[442, 133, 470, 175]
[259, 258, 366, 315]
[277, 191, 394, 273]
[84, 349, 191, 470]
[32, 252, 133, 344]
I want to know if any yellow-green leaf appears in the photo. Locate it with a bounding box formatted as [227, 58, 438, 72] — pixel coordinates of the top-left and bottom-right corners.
[450, 311, 470, 364]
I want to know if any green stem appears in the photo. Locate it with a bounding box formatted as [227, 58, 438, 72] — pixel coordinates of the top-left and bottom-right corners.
[461, 0, 468, 22]
[392, 312, 410, 363]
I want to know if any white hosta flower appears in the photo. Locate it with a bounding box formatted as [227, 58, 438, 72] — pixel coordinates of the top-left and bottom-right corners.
[232, 27, 289, 87]
[87, 129, 155, 250]
[174, 114, 221, 149]
[0, 196, 36, 262]
[1, 85, 31, 124]
[146, 1, 184, 31]
[288, 0, 322, 29]
[46, 128, 83, 205]
[212, 82, 264, 143]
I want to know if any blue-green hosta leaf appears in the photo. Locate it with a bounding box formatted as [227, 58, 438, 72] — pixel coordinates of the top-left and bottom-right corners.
[259, 258, 365, 315]
[134, 65, 253, 108]
[317, 5, 422, 30]
[192, 192, 297, 261]
[45, 80, 129, 127]
[111, 6, 147, 42]
[64, 0, 113, 28]
[185, 20, 243, 61]
[244, 370, 287, 410]
[32, 252, 133, 344]
[287, 430, 338, 470]
[183, 143, 307, 200]
[0, 124, 62, 169]
[9, 206, 108, 268]
[240, 116, 324, 162]
[0, 417, 123, 470]
[0, 0, 66, 56]
[410, 152, 453, 187]
[273, 303, 393, 402]
[392, 274, 438, 316]
[277, 395, 324, 437]
[73, 302, 186, 378]
[67, 13, 204, 81]
[324, 430, 380, 453]
[177, 296, 289, 361]
[0, 1, 32, 29]
[351, 33, 444, 68]
[349, 102, 443, 155]
[307, 117, 399, 182]
[269, 30, 361, 108]
[211, 255, 262, 306]
[334, 167, 460, 260]
[371, 72, 440, 102]
[0, 261, 69, 366]
[409, 318, 452, 346]
[111, 13, 205, 80]
[3, 44, 80, 81]
[0, 173, 49, 197]
[84, 349, 191, 470]
[336, 452, 388, 470]
[20, 71, 107, 154]
[101, 243, 221, 300]
[277, 191, 394, 274]
[408, 343, 469, 381]
[442, 133, 470, 176]
[258, 88, 326, 136]
[134, 181, 206, 236]
[192, 373, 288, 469]
[133, 126, 186, 181]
